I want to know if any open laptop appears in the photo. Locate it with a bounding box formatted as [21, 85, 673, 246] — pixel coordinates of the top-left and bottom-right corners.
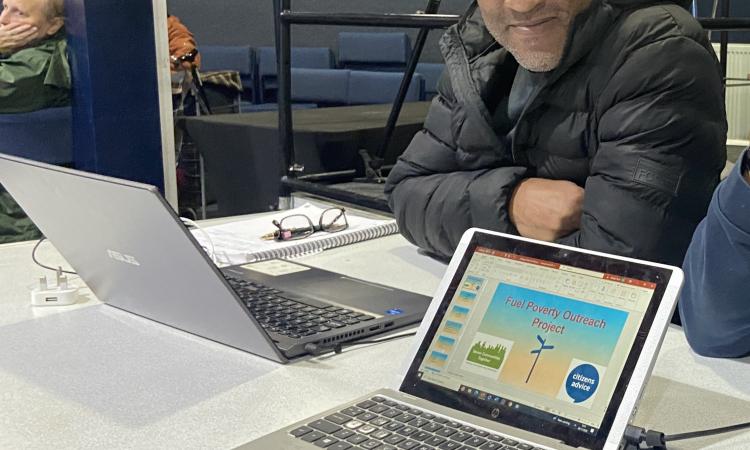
[241, 228, 683, 450]
[0, 153, 430, 363]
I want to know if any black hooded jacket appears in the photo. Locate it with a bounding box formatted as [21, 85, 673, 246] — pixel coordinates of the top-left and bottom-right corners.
[384, 0, 727, 265]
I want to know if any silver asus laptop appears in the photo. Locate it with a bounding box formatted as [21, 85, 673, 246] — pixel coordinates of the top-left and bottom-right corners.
[240, 228, 683, 450]
[0, 154, 430, 363]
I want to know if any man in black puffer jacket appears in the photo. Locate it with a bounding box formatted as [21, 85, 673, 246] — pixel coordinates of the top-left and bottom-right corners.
[385, 0, 727, 266]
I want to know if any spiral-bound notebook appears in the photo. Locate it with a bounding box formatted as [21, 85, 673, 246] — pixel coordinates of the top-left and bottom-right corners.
[193, 203, 399, 266]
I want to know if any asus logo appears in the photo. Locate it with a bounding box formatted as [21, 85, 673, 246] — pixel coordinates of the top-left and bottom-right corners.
[106, 249, 141, 266]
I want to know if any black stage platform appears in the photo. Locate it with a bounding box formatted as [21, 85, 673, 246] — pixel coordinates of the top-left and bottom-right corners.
[179, 101, 429, 216]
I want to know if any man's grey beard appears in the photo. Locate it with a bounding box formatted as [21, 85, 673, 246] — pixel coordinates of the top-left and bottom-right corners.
[484, 23, 564, 72]
[503, 43, 563, 72]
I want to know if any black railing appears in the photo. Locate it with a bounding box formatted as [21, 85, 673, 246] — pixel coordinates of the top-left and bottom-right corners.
[700, 17, 750, 30]
[279, 11, 460, 28]
[274, 0, 456, 211]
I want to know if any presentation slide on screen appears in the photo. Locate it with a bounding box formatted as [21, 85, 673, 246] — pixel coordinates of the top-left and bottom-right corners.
[464, 283, 629, 406]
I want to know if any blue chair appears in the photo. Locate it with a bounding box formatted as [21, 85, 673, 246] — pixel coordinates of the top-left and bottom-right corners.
[257, 47, 277, 102]
[0, 107, 72, 165]
[338, 32, 412, 71]
[415, 63, 445, 100]
[199, 45, 256, 102]
[257, 46, 335, 103]
[291, 68, 350, 106]
[347, 71, 424, 105]
[292, 47, 336, 69]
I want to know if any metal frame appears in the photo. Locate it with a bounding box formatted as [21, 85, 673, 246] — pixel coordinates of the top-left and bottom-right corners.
[273, 0, 750, 212]
[718, 0, 731, 82]
[273, 0, 458, 211]
[701, 18, 750, 30]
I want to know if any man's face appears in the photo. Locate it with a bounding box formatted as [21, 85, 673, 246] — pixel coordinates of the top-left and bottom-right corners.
[477, 0, 593, 72]
[0, 0, 62, 45]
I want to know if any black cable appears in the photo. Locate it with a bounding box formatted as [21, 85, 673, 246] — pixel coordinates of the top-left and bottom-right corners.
[624, 425, 666, 449]
[665, 421, 750, 441]
[31, 237, 77, 275]
[625, 419, 750, 449]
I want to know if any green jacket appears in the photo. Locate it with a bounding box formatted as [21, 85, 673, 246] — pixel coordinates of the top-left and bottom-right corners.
[0, 189, 40, 243]
[0, 31, 70, 113]
[0, 32, 70, 242]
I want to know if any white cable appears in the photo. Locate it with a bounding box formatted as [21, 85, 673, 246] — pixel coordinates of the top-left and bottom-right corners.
[180, 217, 217, 264]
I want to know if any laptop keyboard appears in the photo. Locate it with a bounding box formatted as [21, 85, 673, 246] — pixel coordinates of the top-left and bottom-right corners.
[225, 275, 375, 340]
[289, 396, 542, 450]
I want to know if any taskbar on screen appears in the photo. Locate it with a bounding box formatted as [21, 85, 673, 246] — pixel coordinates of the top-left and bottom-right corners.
[457, 384, 599, 437]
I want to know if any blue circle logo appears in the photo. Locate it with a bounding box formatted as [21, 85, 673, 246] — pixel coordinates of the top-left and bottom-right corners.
[565, 364, 599, 403]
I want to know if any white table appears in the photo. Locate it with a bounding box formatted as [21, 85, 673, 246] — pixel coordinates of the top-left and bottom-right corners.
[0, 234, 748, 449]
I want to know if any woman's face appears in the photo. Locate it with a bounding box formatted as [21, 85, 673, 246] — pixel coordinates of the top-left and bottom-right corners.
[0, 0, 63, 45]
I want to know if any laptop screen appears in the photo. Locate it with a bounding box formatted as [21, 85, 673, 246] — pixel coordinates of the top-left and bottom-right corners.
[400, 232, 673, 449]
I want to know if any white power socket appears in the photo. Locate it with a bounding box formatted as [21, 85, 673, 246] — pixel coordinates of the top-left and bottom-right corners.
[30, 272, 78, 307]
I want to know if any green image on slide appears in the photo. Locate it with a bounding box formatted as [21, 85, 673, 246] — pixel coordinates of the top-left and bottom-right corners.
[466, 341, 507, 369]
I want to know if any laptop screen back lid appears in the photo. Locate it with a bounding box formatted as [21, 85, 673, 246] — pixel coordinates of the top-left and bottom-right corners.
[399, 229, 682, 449]
[0, 154, 283, 362]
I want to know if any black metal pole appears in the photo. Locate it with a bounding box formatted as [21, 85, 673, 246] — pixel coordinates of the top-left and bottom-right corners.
[280, 11, 459, 28]
[277, 0, 297, 209]
[699, 17, 750, 30]
[375, 0, 444, 164]
[279, 13, 750, 31]
[719, 0, 730, 86]
[273, 0, 281, 58]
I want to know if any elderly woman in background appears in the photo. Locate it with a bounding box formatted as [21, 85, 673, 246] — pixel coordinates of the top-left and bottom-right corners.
[0, 0, 69, 113]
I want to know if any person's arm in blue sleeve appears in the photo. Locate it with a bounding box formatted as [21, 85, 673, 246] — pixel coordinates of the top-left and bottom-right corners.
[679, 149, 750, 358]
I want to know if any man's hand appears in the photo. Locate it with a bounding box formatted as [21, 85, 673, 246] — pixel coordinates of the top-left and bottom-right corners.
[509, 178, 585, 241]
[0, 23, 38, 54]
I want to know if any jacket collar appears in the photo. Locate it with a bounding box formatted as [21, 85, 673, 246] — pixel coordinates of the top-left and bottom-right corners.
[552, 1, 616, 76]
[437, 1, 617, 155]
[437, 0, 673, 155]
[552, 0, 691, 75]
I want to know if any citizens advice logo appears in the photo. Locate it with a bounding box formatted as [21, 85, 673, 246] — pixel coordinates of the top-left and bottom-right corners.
[106, 249, 141, 266]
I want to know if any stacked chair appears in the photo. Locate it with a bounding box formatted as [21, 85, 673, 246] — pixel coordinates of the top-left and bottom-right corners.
[290, 68, 424, 106]
[195, 31, 446, 112]
[257, 46, 336, 104]
[199, 45, 256, 104]
[337, 31, 411, 71]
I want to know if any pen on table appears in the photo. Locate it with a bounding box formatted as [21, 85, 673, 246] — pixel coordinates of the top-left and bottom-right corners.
[261, 227, 312, 241]
[261, 230, 278, 241]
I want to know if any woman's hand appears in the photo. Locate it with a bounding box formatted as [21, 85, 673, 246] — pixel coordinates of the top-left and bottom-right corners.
[0, 23, 38, 53]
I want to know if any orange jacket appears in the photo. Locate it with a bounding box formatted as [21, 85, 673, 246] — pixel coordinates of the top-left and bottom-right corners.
[167, 15, 201, 69]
